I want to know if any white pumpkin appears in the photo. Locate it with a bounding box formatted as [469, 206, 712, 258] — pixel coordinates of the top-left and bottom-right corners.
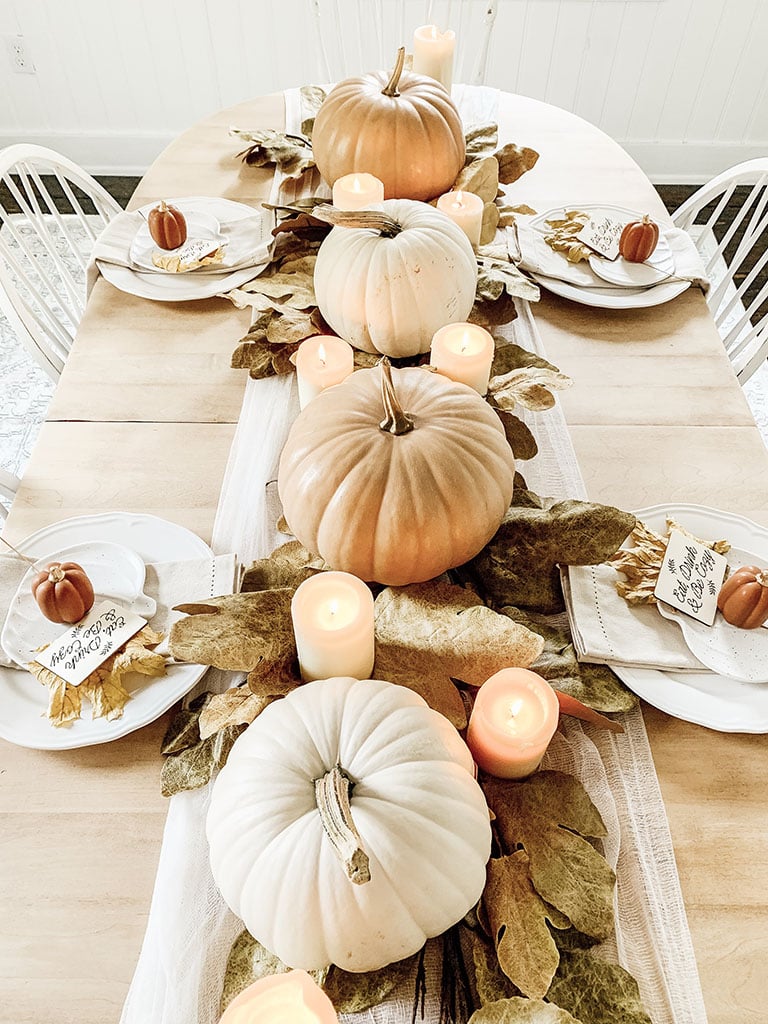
[207, 677, 491, 972]
[314, 199, 477, 357]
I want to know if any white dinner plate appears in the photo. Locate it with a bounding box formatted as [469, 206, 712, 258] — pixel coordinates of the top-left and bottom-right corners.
[529, 205, 690, 310]
[99, 196, 269, 301]
[0, 512, 212, 750]
[611, 504, 768, 733]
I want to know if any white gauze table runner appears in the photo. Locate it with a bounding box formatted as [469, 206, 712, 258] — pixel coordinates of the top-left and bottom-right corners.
[120, 88, 707, 1024]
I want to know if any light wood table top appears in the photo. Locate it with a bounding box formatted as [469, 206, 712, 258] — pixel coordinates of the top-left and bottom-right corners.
[3, 90, 767, 1024]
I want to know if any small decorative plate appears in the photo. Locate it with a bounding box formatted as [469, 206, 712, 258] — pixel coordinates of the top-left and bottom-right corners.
[656, 599, 768, 684]
[1, 541, 157, 669]
[589, 235, 675, 288]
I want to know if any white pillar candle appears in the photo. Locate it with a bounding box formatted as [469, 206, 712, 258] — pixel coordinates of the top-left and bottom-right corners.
[466, 668, 560, 779]
[412, 24, 455, 93]
[295, 335, 354, 410]
[332, 172, 385, 211]
[291, 571, 375, 682]
[430, 322, 495, 395]
[436, 190, 484, 248]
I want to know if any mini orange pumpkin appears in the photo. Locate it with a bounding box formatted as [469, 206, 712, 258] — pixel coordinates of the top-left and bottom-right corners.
[32, 561, 95, 624]
[619, 215, 659, 263]
[717, 565, 768, 629]
[148, 201, 187, 250]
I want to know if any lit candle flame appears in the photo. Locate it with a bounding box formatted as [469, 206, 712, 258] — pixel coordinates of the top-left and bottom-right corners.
[460, 330, 472, 354]
[451, 189, 465, 212]
[429, 24, 438, 39]
[508, 697, 524, 722]
[318, 343, 327, 366]
[351, 176, 362, 193]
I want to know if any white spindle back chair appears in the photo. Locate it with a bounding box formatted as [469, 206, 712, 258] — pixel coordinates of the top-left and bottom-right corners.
[673, 158, 768, 385]
[0, 468, 20, 520]
[0, 144, 122, 381]
[308, 0, 499, 85]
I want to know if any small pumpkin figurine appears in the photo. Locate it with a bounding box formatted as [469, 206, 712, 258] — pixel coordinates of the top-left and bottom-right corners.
[207, 677, 492, 972]
[717, 565, 768, 629]
[312, 47, 465, 202]
[619, 214, 659, 263]
[32, 561, 95, 624]
[148, 200, 187, 250]
[278, 360, 515, 586]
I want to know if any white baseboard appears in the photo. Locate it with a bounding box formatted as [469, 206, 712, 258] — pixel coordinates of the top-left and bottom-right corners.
[1, 130, 766, 184]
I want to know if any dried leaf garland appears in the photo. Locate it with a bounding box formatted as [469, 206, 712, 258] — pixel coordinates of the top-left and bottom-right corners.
[482, 772, 615, 941]
[232, 308, 330, 380]
[469, 998, 581, 1024]
[471, 929, 520, 1005]
[465, 123, 500, 160]
[299, 84, 327, 139]
[160, 722, 246, 798]
[482, 852, 566, 998]
[230, 127, 315, 178]
[240, 540, 326, 592]
[488, 366, 572, 413]
[495, 144, 540, 185]
[373, 580, 545, 729]
[481, 202, 502, 245]
[546, 951, 652, 1024]
[454, 155, 500, 204]
[198, 687, 278, 740]
[220, 930, 415, 1015]
[497, 412, 539, 461]
[477, 259, 540, 304]
[29, 625, 166, 726]
[542, 210, 593, 264]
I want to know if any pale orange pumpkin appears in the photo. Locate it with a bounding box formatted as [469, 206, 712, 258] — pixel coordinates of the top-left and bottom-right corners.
[32, 561, 95, 624]
[717, 565, 768, 629]
[277, 361, 515, 586]
[312, 47, 465, 202]
[148, 201, 187, 250]
[619, 214, 659, 263]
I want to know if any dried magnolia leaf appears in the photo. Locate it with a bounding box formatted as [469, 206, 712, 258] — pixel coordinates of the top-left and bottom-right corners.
[231, 127, 315, 178]
[498, 203, 538, 227]
[465, 123, 499, 159]
[462, 499, 636, 613]
[469, 998, 581, 1024]
[610, 518, 730, 606]
[501, 607, 636, 713]
[161, 693, 211, 755]
[29, 625, 165, 725]
[241, 541, 325, 593]
[491, 342, 562, 379]
[483, 771, 614, 940]
[299, 85, 327, 138]
[152, 246, 224, 273]
[239, 255, 316, 309]
[453, 155, 500, 203]
[271, 211, 331, 242]
[353, 349, 382, 370]
[494, 144, 540, 185]
[488, 366, 572, 413]
[497, 411, 539, 461]
[477, 260, 540, 304]
[170, 590, 295, 674]
[542, 210, 592, 263]
[198, 686, 278, 740]
[547, 950, 652, 1024]
[232, 307, 327, 378]
[471, 929, 519, 1005]
[480, 202, 501, 245]
[483, 852, 564, 998]
[160, 722, 244, 798]
[374, 580, 544, 729]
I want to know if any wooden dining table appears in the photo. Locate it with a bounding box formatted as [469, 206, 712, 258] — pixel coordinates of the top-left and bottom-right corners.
[1, 89, 766, 1024]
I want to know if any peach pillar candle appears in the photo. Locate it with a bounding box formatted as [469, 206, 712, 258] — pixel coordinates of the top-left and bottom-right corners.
[436, 190, 484, 248]
[218, 969, 338, 1024]
[332, 172, 384, 211]
[466, 668, 560, 779]
[295, 335, 354, 410]
[429, 322, 495, 395]
[291, 571, 375, 681]
[413, 24, 455, 92]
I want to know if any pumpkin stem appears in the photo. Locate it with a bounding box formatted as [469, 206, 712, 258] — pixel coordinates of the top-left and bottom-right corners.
[379, 358, 415, 435]
[48, 564, 66, 584]
[757, 571, 768, 588]
[382, 46, 406, 98]
[315, 764, 371, 886]
[311, 203, 402, 238]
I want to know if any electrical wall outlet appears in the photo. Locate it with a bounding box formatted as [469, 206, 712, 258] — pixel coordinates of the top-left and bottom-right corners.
[5, 35, 35, 74]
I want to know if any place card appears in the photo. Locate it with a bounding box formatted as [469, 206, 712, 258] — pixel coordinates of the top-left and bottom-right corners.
[653, 530, 728, 626]
[576, 215, 624, 260]
[34, 600, 147, 685]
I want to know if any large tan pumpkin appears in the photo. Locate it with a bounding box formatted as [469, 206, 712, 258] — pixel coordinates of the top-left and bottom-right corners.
[278, 362, 515, 586]
[314, 199, 477, 357]
[312, 47, 465, 202]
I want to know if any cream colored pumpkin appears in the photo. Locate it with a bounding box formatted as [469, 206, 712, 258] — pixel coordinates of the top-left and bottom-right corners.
[278, 362, 515, 586]
[312, 48, 465, 202]
[314, 199, 477, 357]
[207, 677, 491, 972]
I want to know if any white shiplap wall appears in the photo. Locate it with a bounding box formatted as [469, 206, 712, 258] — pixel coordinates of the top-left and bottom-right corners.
[0, 0, 766, 182]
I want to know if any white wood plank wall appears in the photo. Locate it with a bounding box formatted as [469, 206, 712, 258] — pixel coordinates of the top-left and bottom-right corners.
[0, 0, 765, 182]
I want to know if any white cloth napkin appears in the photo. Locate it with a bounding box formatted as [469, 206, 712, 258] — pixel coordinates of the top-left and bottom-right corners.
[562, 562, 707, 671]
[516, 219, 710, 292]
[86, 207, 272, 297]
[0, 552, 238, 668]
